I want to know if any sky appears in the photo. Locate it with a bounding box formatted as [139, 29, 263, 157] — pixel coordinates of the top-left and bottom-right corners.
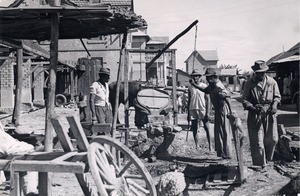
[134, 0, 299, 71]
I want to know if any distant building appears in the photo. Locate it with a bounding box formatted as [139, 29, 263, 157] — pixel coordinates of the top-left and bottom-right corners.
[185, 50, 219, 74]
[267, 42, 300, 99]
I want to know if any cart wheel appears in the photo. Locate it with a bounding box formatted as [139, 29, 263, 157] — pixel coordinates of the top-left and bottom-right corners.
[88, 136, 157, 196]
[55, 94, 67, 107]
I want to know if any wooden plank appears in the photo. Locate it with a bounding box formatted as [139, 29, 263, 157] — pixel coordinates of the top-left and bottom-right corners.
[12, 160, 86, 173]
[51, 152, 78, 162]
[67, 116, 89, 152]
[227, 166, 237, 182]
[50, 117, 75, 152]
[91, 123, 111, 136]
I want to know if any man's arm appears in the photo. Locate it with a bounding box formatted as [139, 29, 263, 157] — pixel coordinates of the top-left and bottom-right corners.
[89, 93, 97, 123]
[189, 79, 207, 92]
[187, 89, 191, 121]
[269, 81, 281, 114]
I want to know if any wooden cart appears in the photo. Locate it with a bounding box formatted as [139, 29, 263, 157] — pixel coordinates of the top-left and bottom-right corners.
[1, 116, 156, 196]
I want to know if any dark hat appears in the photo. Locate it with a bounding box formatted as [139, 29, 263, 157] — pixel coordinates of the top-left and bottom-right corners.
[98, 67, 110, 75]
[190, 69, 202, 76]
[251, 60, 269, 72]
[204, 68, 218, 76]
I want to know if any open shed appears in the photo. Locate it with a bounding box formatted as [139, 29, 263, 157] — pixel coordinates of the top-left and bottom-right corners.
[0, 0, 146, 194]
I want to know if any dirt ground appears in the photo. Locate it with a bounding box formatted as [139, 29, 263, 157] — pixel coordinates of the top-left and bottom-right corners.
[0, 93, 299, 196]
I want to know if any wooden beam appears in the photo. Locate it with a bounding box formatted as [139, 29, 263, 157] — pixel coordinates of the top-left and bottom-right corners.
[66, 116, 89, 152]
[112, 31, 128, 139]
[11, 160, 86, 173]
[124, 50, 129, 127]
[146, 20, 198, 70]
[42, 12, 59, 196]
[12, 48, 23, 125]
[171, 50, 178, 126]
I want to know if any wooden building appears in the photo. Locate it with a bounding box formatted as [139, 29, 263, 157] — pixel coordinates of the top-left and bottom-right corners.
[185, 50, 219, 74]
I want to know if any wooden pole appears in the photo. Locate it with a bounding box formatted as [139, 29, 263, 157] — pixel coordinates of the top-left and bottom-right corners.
[124, 50, 129, 127]
[146, 20, 198, 70]
[41, 12, 59, 195]
[112, 31, 128, 138]
[171, 50, 178, 126]
[12, 48, 23, 125]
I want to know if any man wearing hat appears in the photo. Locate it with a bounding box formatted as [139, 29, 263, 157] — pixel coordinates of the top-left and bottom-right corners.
[90, 67, 112, 125]
[187, 69, 212, 151]
[190, 67, 233, 159]
[242, 60, 281, 169]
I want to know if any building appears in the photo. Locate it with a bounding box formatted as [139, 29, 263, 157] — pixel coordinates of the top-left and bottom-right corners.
[185, 50, 219, 74]
[0, 0, 146, 110]
[267, 42, 300, 100]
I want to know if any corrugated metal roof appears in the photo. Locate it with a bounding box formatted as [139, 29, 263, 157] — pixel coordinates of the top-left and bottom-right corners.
[267, 42, 299, 65]
[274, 55, 300, 63]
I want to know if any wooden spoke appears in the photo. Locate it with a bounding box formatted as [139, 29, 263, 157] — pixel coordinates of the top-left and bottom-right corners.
[88, 136, 157, 196]
[124, 174, 144, 179]
[129, 185, 143, 196]
[117, 160, 133, 177]
[127, 179, 150, 194]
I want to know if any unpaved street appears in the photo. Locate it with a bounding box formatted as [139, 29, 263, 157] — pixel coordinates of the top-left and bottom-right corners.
[0, 93, 299, 195]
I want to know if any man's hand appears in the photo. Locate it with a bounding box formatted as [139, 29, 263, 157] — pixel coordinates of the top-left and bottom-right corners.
[249, 105, 261, 114]
[189, 79, 194, 85]
[268, 103, 278, 115]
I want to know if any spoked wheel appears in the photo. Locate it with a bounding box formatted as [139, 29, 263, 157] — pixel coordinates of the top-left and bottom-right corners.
[87, 136, 157, 196]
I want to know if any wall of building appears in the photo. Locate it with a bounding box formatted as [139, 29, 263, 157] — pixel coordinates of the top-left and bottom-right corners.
[0, 58, 14, 108]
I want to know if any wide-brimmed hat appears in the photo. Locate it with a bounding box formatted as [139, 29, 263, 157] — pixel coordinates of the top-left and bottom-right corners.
[190, 69, 202, 76]
[98, 67, 110, 75]
[204, 68, 218, 76]
[251, 60, 269, 72]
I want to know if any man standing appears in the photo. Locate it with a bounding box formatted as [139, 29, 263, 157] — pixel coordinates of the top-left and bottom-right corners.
[90, 67, 112, 125]
[242, 60, 281, 169]
[187, 69, 212, 151]
[190, 68, 233, 158]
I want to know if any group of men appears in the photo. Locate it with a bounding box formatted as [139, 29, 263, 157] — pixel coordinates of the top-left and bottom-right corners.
[188, 60, 281, 170]
[85, 61, 282, 170]
[0, 60, 281, 195]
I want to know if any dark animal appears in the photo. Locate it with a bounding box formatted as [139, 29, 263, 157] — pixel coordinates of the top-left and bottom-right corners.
[109, 81, 149, 128]
[109, 81, 172, 128]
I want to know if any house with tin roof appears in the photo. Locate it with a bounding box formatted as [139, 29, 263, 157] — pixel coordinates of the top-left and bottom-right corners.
[185, 50, 219, 74]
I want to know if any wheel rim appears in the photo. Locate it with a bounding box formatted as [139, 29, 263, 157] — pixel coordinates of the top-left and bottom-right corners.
[88, 136, 156, 196]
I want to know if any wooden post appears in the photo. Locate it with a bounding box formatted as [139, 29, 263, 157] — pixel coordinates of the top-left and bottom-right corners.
[124, 50, 129, 127]
[112, 31, 128, 138]
[171, 50, 178, 126]
[41, 12, 59, 195]
[12, 48, 23, 125]
[70, 68, 75, 100]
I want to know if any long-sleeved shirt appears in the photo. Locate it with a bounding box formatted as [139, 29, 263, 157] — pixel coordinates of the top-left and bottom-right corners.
[242, 75, 281, 109]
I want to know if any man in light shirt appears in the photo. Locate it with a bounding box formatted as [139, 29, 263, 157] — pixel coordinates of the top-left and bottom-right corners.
[90, 67, 112, 125]
[187, 69, 212, 151]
